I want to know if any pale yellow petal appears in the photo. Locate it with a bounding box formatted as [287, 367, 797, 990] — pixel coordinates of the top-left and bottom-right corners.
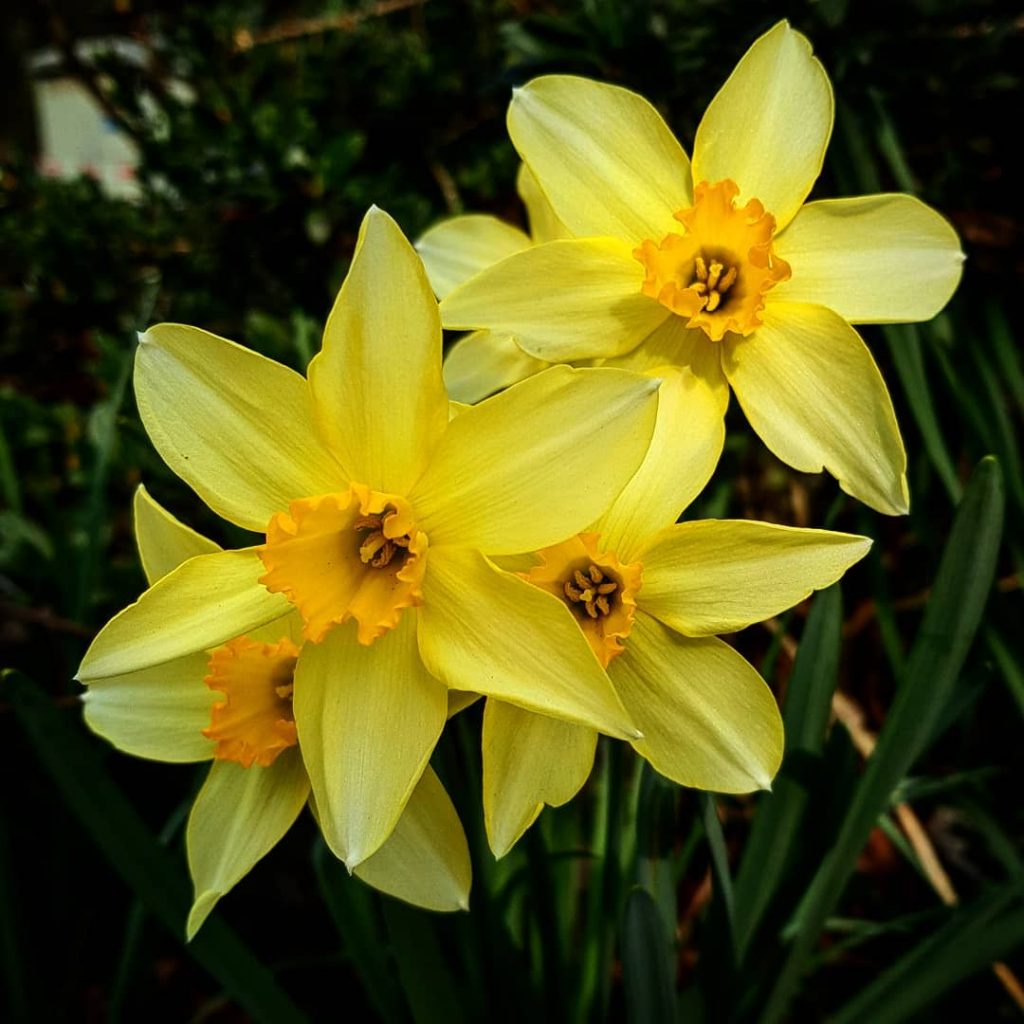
[773, 194, 964, 322]
[185, 750, 309, 939]
[595, 323, 729, 557]
[410, 365, 658, 554]
[309, 206, 449, 494]
[77, 549, 290, 681]
[692, 21, 833, 230]
[509, 75, 691, 239]
[639, 520, 871, 635]
[135, 324, 343, 532]
[482, 699, 596, 858]
[133, 484, 220, 586]
[81, 651, 214, 763]
[516, 164, 570, 243]
[354, 767, 471, 912]
[416, 215, 531, 299]
[440, 238, 668, 362]
[293, 614, 447, 867]
[416, 546, 637, 739]
[610, 611, 782, 792]
[443, 330, 548, 404]
[723, 302, 908, 514]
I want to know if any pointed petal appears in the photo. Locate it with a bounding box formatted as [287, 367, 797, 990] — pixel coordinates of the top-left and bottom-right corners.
[639, 519, 871, 635]
[610, 612, 782, 792]
[354, 767, 471, 912]
[416, 215, 531, 299]
[773, 194, 964, 322]
[443, 330, 548, 404]
[133, 484, 220, 586]
[185, 750, 309, 939]
[77, 549, 290, 681]
[82, 651, 214, 763]
[293, 614, 447, 867]
[482, 699, 596, 858]
[440, 238, 668, 362]
[411, 365, 659, 554]
[135, 324, 343, 532]
[724, 302, 908, 514]
[517, 164, 569, 244]
[692, 21, 833, 230]
[417, 546, 637, 738]
[309, 207, 449, 494]
[595, 323, 729, 556]
[509, 75, 692, 239]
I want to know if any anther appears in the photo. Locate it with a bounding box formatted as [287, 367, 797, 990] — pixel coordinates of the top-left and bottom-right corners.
[563, 563, 619, 619]
[355, 505, 412, 569]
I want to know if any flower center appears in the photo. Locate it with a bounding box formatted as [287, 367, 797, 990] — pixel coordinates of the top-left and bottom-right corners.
[522, 532, 642, 668]
[563, 563, 620, 620]
[203, 635, 300, 768]
[633, 178, 791, 342]
[354, 505, 413, 569]
[258, 484, 428, 645]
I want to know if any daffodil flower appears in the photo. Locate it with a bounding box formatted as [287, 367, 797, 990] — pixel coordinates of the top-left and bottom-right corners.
[416, 165, 565, 402]
[82, 486, 472, 938]
[439, 21, 964, 515]
[481, 388, 872, 857]
[76, 207, 659, 872]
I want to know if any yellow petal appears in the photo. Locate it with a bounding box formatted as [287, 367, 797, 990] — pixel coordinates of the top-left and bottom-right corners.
[416, 546, 637, 738]
[185, 749, 309, 940]
[81, 651, 214, 763]
[595, 333, 729, 558]
[354, 767, 471, 912]
[410, 365, 659, 554]
[309, 207, 449, 494]
[482, 700, 596, 858]
[723, 302, 908, 515]
[639, 520, 871, 635]
[509, 75, 691, 239]
[443, 330, 548, 404]
[416, 215, 531, 299]
[773, 194, 964, 322]
[609, 611, 782, 792]
[692, 21, 833, 231]
[516, 164, 570, 244]
[293, 615, 447, 867]
[133, 484, 221, 586]
[77, 549, 290, 681]
[135, 324, 343, 532]
[440, 238, 668, 362]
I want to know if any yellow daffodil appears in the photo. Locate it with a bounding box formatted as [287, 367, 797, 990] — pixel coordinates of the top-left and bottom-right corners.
[481, 390, 872, 857]
[82, 486, 472, 938]
[76, 207, 660, 874]
[439, 21, 964, 515]
[416, 165, 565, 402]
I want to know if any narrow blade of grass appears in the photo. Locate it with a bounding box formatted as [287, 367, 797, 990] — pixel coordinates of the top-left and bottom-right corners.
[312, 839, 404, 1024]
[761, 456, 1005, 1024]
[622, 887, 676, 1024]
[830, 883, 1024, 1024]
[3, 670, 309, 1024]
[734, 586, 843, 957]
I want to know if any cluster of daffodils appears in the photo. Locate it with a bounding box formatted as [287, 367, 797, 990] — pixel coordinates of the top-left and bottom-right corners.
[77, 22, 962, 933]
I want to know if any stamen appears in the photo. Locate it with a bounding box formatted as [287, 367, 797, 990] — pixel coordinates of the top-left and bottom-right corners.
[563, 562, 620, 621]
[355, 505, 413, 569]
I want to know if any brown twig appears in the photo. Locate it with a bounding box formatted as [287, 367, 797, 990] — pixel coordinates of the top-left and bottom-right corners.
[1, 600, 91, 638]
[233, 0, 426, 52]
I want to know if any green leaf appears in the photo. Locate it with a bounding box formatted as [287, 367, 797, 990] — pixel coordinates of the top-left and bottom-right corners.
[734, 586, 843, 957]
[622, 887, 676, 1024]
[312, 839, 404, 1024]
[383, 900, 464, 1024]
[3, 670, 309, 1024]
[696, 793, 735, 1015]
[830, 883, 1024, 1024]
[760, 456, 1005, 1024]
[882, 323, 962, 503]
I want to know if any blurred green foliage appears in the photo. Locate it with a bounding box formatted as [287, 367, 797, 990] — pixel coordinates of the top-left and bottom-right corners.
[1, 1, 1023, 1021]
